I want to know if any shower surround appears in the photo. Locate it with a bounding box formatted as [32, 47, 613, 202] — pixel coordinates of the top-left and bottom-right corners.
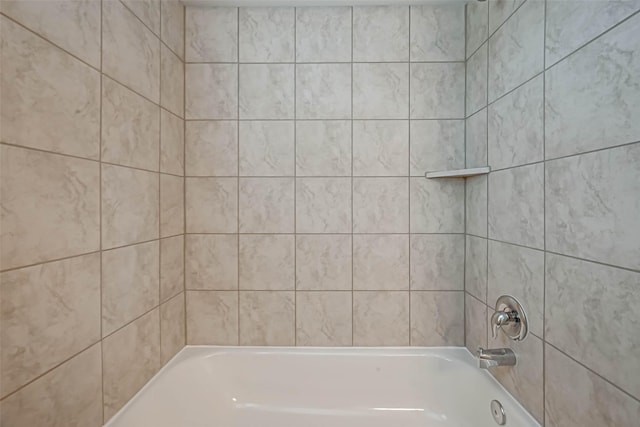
[0, 1, 639, 426]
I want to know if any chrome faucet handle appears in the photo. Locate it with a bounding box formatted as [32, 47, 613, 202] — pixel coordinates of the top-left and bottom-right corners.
[490, 295, 528, 341]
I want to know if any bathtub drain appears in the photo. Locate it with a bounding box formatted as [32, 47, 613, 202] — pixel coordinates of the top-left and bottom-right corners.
[490, 400, 506, 425]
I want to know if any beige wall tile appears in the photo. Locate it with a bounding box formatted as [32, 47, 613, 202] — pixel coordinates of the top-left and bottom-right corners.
[239, 64, 294, 119]
[353, 178, 409, 233]
[464, 293, 487, 354]
[239, 121, 295, 176]
[296, 292, 352, 346]
[239, 8, 295, 62]
[0, 16, 100, 159]
[103, 0, 160, 103]
[295, 120, 351, 176]
[239, 235, 294, 290]
[186, 291, 238, 345]
[353, 235, 409, 291]
[102, 241, 160, 337]
[102, 164, 159, 249]
[0, 344, 102, 427]
[122, 0, 161, 35]
[161, 0, 184, 59]
[160, 174, 184, 238]
[410, 177, 464, 233]
[160, 235, 184, 302]
[410, 234, 464, 291]
[160, 293, 185, 365]
[102, 309, 161, 422]
[353, 291, 409, 346]
[186, 64, 237, 119]
[410, 291, 464, 346]
[296, 178, 351, 233]
[239, 291, 295, 346]
[239, 178, 294, 233]
[186, 121, 238, 177]
[0, 146, 100, 270]
[186, 6, 238, 62]
[102, 76, 160, 171]
[160, 109, 184, 176]
[161, 44, 184, 118]
[186, 234, 238, 290]
[186, 178, 238, 233]
[1, 0, 101, 68]
[353, 120, 409, 176]
[296, 235, 352, 291]
[0, 254, 100, 398]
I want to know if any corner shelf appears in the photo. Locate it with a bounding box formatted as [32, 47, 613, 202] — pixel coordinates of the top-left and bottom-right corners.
[425, 166, 491, 179]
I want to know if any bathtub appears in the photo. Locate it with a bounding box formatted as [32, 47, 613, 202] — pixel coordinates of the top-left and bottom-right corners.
[105, 346, 540, 427]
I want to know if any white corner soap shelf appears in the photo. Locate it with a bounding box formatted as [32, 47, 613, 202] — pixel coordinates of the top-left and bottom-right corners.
[425, 167, 491, 179]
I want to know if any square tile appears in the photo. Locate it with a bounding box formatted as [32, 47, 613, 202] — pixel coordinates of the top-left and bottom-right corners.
[410, 5, 465, 61]
[240, 235, 295, 290]
[103, 0, 160, 102]
[186, 6, 238, 62]
[546, 144, 640, 270]
[239, 7, 295, 62]
[353, 291, 409, 346]
[102, 164, 159, 249]
[239, 64, 294, 119]
[410, 120, 464, 175]
[186, 291, 238, 345]
[186, 234, 238, 290]
[353, 6, 409, 61]
[160, 293, 185, 364]
[353, 178, 409, 233]
[0, 17, 100, 160]
[410, 234, 464, 291]
[185, 178, 238, 233]
[0, 254, 100, 397]
[353, 235, 409, 290]
[186, 121, 237, 177]
[353, 120, 409, 176]
[102, 241, 159, 336]
[186, 64, 237, 119]
[296, 121, 351, 176]
[239, 121, 294, 176]
[488, 163, 544, 249]
[410, 178, 464, 233]
[353, 63, 409, 119]
[0, 146, 99, 270]
[296, 7, 352, 62]
[296, 292, 352, 346]
[239, 178, 294, 232]
[296, 178, 351, 233]
[239, 291, 295, 345]
[296, 235, 352, 291]
[410, 291, 464, 346]
[410, 62, 465, 119]
[296, 64, 351, 119]
[160, 174, 184, 237]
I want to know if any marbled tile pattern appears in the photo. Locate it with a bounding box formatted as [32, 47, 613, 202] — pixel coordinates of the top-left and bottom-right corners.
[410, 292, 464, 346]
[186, 64, 237, 119]
[296, 64, 351, 119]
[0, 254, 100, 398]
[464, 236, 487, 302]
[186, 291, 239, 345]
[239, 291, 295, 346]
[239, 235, 295, 290]
[410, 5, 465, 61]
[465, 109, 488, 168]
[103, 0, 160, 103]
[410, 178, 464, 233]
[410, 62, 465, 119]
[488, 75, 543, 170]
[410, 234, 464, 291]
[186, 121, 238, 176]
[296, 7, 352, 62]
[465, 175, 487, 237]
[160, 174, 184, 238]
[487, 0, 543, 102]
[122, 0, 161, 35]
[464, 293, 487, 353]
[296, 121, 351, 176]
[160, 235, 184, 302]
[353, 178, 409, 233]
[296, 235, 352, 291]
[161, 0, 184, 59]
[353, 235, 409, 291]
[239, 8, 295, 62]
[466, 43, 488, 116]
[466, 0, 488, 58]
[161, 44, 184, 118]
[239, 178, 294, 233]
[353, 120, 409, 176]
[160, 293, 185, 364]
[353, 6, 408, 61]
[353, 291, 410, 346]
[545, 13, 640, 159]
[239, 64, 294, 119]
[0, 17, 100, 160]
[353, 63, 409, 119]
[296, 292, 352, 346]
[160, 109, 184, 176]
[186, 6, 238, 62]
[296, 178, 351, 233]
[488, 163, 544, 250]
[102, 241, 159, 337]
[186, 178, 238, 233]
[410, 120, 465, 175]
[186, 234, 238, 291]
[239, 121, 294, 176]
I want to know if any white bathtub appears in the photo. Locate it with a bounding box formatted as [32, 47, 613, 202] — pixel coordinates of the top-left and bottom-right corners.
[105, 346, 540, 427]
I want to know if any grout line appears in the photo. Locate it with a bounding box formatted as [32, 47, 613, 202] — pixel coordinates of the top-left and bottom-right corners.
[185, 60, 466, 65]
[462, 1, 468, 347]
[293, 6, 297, 347]
[407, 5, 412, 346]
[182, 231, 467, 236]
[99, 0, 105, 422]
[236, 6, 241, 347]
[542, 0, 547, 423]
[184, 118, 464, 122]
[182, 1, 188, 348]
[350, 5, 355, 347]
[158, 0, 163, 367]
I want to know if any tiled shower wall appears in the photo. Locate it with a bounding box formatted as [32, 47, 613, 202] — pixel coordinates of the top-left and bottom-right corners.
[463, 0, 640, 425]
[184, 5, 468, 346]
[0, 0, 186, 424]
